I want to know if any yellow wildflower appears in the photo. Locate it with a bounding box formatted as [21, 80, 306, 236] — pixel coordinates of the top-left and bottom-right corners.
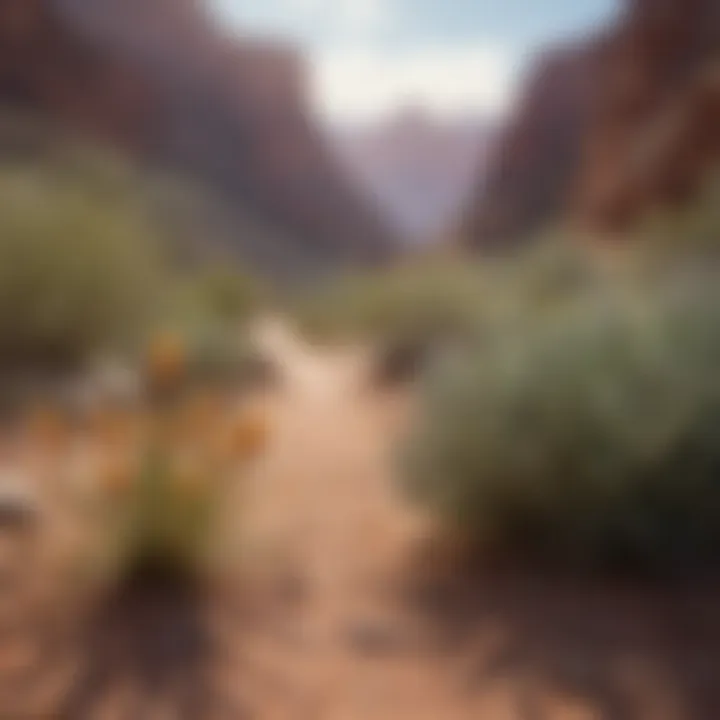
[173, 392, 226, 444]
[90, 408, 138, 452]
[146, 331, 186, 390]
[24, 406, 70, 454]
[99, 452, 138, 497]
[224, 403, 271, 461]
[173, 453, 208, 495]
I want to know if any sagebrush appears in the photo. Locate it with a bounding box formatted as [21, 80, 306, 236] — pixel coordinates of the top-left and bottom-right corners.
[403, 274, 720, 575]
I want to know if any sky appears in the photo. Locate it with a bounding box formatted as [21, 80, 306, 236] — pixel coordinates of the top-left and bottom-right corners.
[210, 0, 619, 122]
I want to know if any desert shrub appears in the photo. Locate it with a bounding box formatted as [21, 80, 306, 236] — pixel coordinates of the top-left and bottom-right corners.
[402, 275, 720, 575]
[194, 267, 266, 323]
[636, 176, 720, 259]
[177, 326, 277, 393]
[0, 165, 167, 372]
[0, 118, 276, 383]
[0, 113, 289, 269]
[502, 238, 611, 309]
[174, 265, 268, 331]
[294, 260, 487, 342]
[21, 338, 272, 589]
[103, 402, 268, 583]
[295, 241, 610, 343]
[296, 242, 612, 388]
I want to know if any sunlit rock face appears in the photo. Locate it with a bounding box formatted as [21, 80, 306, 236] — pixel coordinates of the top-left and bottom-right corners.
[465, 0, 720, 249]
[576, 0, 720, 229]
[0, 0, 394, 273]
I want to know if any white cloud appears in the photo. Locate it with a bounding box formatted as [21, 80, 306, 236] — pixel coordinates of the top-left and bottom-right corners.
[212, 1, 521, 122]
[310, 46, 519, 122]
[284, 0, 389, 30]
[212, 0, 392, 40]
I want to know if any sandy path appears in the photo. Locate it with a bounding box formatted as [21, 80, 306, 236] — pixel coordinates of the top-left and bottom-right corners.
[235, 318, 720, 720]
[241, 318, 444, 719]
[2, 318, 720, 719]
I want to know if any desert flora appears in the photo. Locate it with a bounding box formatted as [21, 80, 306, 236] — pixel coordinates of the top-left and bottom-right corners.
[0, 118, 275, 386]
[0, 164, 167, 372]
[402, 275, 720, 575]
[293, 243, 610, 348]
[294, 260, 488, 344]
[183, 266, 268, 326]
[148, 325, 277, 394]
[21, 333, 271, 588]
[633, 175, 720, 265]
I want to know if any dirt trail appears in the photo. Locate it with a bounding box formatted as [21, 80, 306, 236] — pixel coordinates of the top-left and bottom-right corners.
[241, 318, 441, 718]
[237, 318, 720, 720]
[2, 319, 720, 719]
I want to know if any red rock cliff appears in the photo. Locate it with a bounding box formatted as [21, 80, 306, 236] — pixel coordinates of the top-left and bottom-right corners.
[0, 0, 392, 272]
[463, 37, 606, 249]
[576, 0, 720, 229]
[465, 0, 720, 249]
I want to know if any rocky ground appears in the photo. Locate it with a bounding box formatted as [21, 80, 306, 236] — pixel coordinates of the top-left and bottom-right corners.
[1, 319, 719, 719]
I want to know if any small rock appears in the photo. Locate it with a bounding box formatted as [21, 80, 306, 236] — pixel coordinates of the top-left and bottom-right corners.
[0, 484, 38, 530]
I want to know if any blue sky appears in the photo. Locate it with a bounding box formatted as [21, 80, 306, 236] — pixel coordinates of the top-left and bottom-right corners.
[210, 0, 618, 120]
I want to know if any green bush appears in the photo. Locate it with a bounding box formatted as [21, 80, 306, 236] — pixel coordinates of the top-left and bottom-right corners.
[294, 241, 611, 343]
[635, 176, 720, 262]
[176, 266, 267, 329]
[0, 118, 273, 378]
[45, 383, 271, 590]
[294, 259, 489, 346]
[402, 276, 720, 575]
[0, 166, 167, 371]
[179, 326, 277, 393]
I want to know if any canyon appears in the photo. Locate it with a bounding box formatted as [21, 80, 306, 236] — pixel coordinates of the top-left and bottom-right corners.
[0, 0, 393, 274]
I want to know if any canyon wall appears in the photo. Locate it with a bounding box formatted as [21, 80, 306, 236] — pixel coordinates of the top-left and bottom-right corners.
[465, 0, 720, 249]
[0, 0, 393, 273]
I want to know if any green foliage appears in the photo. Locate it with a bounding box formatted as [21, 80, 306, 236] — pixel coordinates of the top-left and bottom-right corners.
[633, 176, 720, 265]
[176, 266, 267, 329]
[0, 113, 286, 269]
[181, 326, 276, 392]
[0, 164, 167, 371]
[294, 259, 489, 346]
[108, 445, 229, 583]
[294, 240, 610, 341]
[0, 116, 274, 377]
[402, 273, 720, 575]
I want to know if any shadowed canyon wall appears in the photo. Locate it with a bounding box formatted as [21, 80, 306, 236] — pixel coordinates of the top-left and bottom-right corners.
[0, 0, 393, 273]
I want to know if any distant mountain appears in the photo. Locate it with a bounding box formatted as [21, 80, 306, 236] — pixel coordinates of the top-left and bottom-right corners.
[464, 0, 720, 249]
[0, 0, 394, 275]
[331, 109, 495, 245]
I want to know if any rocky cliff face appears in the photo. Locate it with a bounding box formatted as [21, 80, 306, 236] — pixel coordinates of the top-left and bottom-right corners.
[0, 0, 392, 273]
[466, 0, 720, 249]
[463, 38, 606, 249]
[0, 0, 153, 150]
[576, 0, 720, 229]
